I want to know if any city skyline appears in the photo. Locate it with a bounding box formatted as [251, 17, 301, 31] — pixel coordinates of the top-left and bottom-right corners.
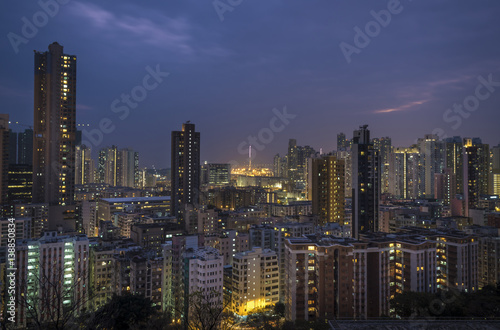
[1, 1, 500, 168]
[3, 2, 500, 328]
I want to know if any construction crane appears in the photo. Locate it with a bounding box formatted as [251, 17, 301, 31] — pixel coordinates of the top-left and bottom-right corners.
[9, 122, 33, 130]
[10, 122, 90, 130]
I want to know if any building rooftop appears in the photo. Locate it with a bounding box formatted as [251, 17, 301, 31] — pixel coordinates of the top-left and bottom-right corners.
[101, 196, 170, 203]
[288, 235, 355, 247]
[234, 247, 276, 258]
[185, 246, 221, 261]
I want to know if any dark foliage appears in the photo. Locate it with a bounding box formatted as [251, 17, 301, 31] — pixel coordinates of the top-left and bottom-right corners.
[390, 285, 500, 319]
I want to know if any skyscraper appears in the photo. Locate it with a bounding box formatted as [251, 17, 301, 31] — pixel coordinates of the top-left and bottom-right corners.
[98, 146, 117, 185]
[201, 163, 230, 186]
[351, 125, 380, 238]
[273, 153, 287, 178]
[97, 146, 138, 187]
[372, 137, 392, 194]
[171, 122, 200, 220]
[388, 147, 420, 199]
[336, 149, 352, 198]
[417, 134, 445, 198]
[273, 154, 281, 177]
[463, 138, 490, 215]
[18, 128, 33, 165]
[445, 136, 464, 194]
[7, 164, 33, 204]
[75, 145, 95, 185]
[117, 148, 139, 188]
[434, 168, 456, 205]
[32, 42, 77, 231]
[8, 129, 17, 165]
[287, 138, 298, 182]
[287, 139, 315, 189]
[0, 115, 10, 204]
[337, 132, 351, 150]
[311, 154, 345, 226]
[492, 144, 500, 196]
[33, 42, 76, 207]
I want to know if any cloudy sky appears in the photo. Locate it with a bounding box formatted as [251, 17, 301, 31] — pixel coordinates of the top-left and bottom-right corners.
[1, 0, 500, 168]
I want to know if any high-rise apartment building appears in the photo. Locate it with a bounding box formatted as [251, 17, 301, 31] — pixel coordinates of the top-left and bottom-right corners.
[89, 245, 115, 310]
[479, 237, 500, 288]
[75, 145, 95, 185]
[171, 122, 200, 220]
[80, 200, 97, 237]
[8, 129, 17, 165]
[492, 144, 500, 196]
[434, 168, 457, 205]
[98, 146, 117, 186]
[352, 234, 437, 318]
[15, 232, 89, 327]
[417, 134, 445, 198]
[287, 139, 315, 189]
[231, 248, 279, 315]
[445, 136, 464, 194]
[285, 236, 354, 321]
[337, 132, 351, 150]
[274, 222, 315, 301]
[33, 42, 76, 207]
[18, 129, 33, 165]
[182, 247, 223, 325]
[15, 203, 48, 239]
[388, 147, 420, 199]
[7, 164, 33, 204]
[335, 149, 352, 198]
[431, 232, 478, 292]
[118, 148, 139, 188]
[201, 163, 230, 186]
[463, 138, 490, 215]
[287, 139, 298, 181]
[248, 225, 276, 250]
[478, 236, 500, 288]
[310, 154, 345, 226]
[372, 137, 392, 194]
[351, 125, 380, 238]
[0, 115, 9, 204]
[98, 146, 138, 187]
[129, 256, 164, 307]
[273, 153, 287, 178]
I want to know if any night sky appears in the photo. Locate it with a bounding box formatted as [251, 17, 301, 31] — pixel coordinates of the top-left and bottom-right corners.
[1, 0, 500, 168]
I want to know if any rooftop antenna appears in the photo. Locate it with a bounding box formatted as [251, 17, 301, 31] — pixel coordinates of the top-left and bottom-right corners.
[249, 145, 252, 171]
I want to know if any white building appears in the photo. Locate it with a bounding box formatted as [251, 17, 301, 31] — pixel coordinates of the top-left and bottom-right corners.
[231, 247, 279, 315]
[183, 246, 224, 322]
[15, 232, 89, 327]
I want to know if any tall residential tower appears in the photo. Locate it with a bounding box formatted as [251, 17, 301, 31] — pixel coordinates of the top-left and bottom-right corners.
[310, 154, 345, 226]
[171, 122, 200, 220]
[351, 125, 380, 238]
[33, 42, 76, 206]
[32, 42, 77, 231]
[0, 115, 9, 204]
